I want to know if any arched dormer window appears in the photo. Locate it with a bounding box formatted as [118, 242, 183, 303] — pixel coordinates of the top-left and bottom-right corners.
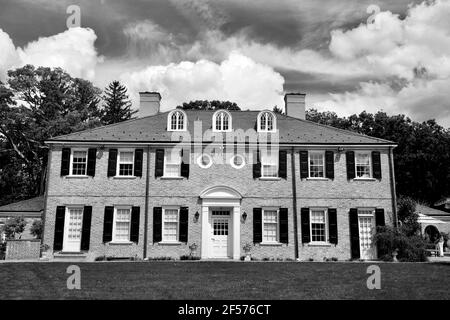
[168, 110, 187, 131]
[213, 110, 232, 132]
[257, 111, 276, 132]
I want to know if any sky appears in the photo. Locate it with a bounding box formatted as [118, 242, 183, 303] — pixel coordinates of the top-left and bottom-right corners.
[0, 0, 449, 127]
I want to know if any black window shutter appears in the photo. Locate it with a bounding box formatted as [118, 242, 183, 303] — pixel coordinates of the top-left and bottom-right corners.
[278, 150, 287, 179]
[301, 207, 310, 243]
[103, 206, 114, 243]
[134, 149, 143, 177]
[107, 149, 118, 177]
[253, 149, 261, 179]
[129, 207, 140, 243]
[179, 207, 189, 243]
[155, 149, 164, 178]
[80, 206, 92, 251]
[346, 151, 355, 179]
[372, 151, 382, 179]
[328, 208, 338, 245]
[279, 208, 288, 244]
[181, 149, 190, 178]
[253, 208, 262, 243]
[299, 151, 308, 179]
[375, 208, 385, 227]
[87, 148, 97, 177]
[53, 206, 66, 251]
[325, 151, 334, 179]
[61, 148, 71, 176]
[349, 208, 360, 259]
[153, 207, 162, 243]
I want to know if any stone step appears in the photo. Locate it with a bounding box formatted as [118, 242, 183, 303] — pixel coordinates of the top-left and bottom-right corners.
[53, 252, 88, 262]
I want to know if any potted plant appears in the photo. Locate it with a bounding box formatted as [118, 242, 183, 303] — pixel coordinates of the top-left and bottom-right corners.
[40, 244, 50, 260]
[243, 243, 252, 261]
[189, 243, 198, 257]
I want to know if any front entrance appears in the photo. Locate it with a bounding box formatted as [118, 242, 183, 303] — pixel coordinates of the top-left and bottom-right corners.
[358, 214, 376, 260]
[210, 209, 231, 258]
[63, 207, 83, 252]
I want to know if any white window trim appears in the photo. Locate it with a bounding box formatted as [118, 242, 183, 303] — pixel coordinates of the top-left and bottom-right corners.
[261, 151, 279, 178]
[163, 148, 182, 178]
[354, 151, 372, 179]
[308, 151, 325, 179]
[212, 110, 232, 132]
[112, 205, 132, 243]
[309, 208, 329, 244]
[357, 208, 376, 217]
[167, 110, 187, 132]
[116, 149, 135, 177]
[257, 111, 277, 133]
[261, 207, 280, 244]
[161, 206, 180, 243]
[69, 148, 88, 177]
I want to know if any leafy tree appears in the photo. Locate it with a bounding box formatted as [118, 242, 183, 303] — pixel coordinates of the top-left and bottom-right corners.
[272, 106, 284, 115]
[101, 80, 135, 125]
[397, 196, 420, 236]
[0, 65, 102, 205]
[30, 219, 43, 239]
[178, 100, 240, 110]
[1, 217, 26, 239]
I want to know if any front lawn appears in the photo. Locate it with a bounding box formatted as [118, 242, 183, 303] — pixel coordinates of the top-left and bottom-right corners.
[0, 261, 449, 299]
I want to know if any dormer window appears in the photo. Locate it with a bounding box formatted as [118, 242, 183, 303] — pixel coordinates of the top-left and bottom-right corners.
[213, 110, 232, 132]
[168, 110, 187, 131]
[258, 111, 276, 132]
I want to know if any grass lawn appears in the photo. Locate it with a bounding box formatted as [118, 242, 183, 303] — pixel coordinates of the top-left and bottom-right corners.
[0, 261, 449, 300]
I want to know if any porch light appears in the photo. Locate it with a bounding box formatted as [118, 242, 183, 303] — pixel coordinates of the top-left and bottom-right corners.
[242, 211, 247, 222]
[194, 211, 200, 222]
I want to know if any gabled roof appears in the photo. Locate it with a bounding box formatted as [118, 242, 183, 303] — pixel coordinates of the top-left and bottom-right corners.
[0, 196, 44, 217]
[47, 110, 395, 145]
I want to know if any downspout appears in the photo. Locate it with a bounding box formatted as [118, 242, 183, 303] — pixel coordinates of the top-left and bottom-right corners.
[143, 146, 150, 259]
[291, 147, 299, 259]
[388, 146, 398, 228]
[41, 147, 52, 250]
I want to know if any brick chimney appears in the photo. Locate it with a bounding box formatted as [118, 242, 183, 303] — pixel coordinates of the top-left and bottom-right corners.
[284, 93, 306, 120]
[139, 92, 161, 117]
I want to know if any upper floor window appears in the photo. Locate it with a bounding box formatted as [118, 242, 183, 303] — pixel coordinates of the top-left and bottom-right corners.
[258, 111, 276, 132]
[117, 151, 134, 177]
[261, 150, 278, 178]
[164, 149, 181, 177]
[213, 110, 232, 132]
[168, 110, 187, 131]
[309, 151, 325, 178]
[355, 152, 371, 178]
[71, 150, 88, 176]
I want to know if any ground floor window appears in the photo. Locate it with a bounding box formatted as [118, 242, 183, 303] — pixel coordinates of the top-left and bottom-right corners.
[262, 209, 278, 242]
[310, 209, 327, 242]
[113, 207, 131, 242]
[163, 207, 179, 242]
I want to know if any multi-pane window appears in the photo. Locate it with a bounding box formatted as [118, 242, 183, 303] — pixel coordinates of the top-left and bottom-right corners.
[163, 208, 179, 242]
[214, 111, 231, 131]
[259, 112, 275, 132]
[164, 149, 181, 177]
[118, 151, 134, 176]
[310, 209, 327, 242]
[261, 150, 278, 178]
[170, 110, 185, 131]
[309, 152, 325, 178]
[355, 152, 371, 178]
[263, 209, 278, 242]
[114, 207, 131, 242]
[71, 151, 87, 175]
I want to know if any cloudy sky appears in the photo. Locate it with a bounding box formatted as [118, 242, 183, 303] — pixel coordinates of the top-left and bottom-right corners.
[1, 0, 449, 126]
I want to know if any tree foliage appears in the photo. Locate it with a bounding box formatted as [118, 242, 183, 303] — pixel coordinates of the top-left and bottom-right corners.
[101, 80, 135, 125]
[1, 217, 26, 240]
[30, 219, 43, 239]
[178, 100, 240, 110]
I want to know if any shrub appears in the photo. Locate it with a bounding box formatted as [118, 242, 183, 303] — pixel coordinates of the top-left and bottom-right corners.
[1, 217, 26, 239]
[30, 220, 43, 239]
[441, 232, 449, 250]
[374, 226, 427, 262]
[180, 255, 200, 260]
[0, 242, 6, 260]
[331, 257, 338, 262]
[397, 196, 420, 236]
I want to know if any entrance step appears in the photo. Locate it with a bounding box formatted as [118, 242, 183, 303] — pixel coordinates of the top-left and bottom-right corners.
[53, 252, 88, 262]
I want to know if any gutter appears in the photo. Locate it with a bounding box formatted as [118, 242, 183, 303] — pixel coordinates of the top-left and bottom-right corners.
[291, 147, 299, 259]
[388, 146, 398, 228]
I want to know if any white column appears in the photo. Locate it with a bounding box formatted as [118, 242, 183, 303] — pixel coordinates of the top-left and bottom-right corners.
[201, 206, 209, 259]
[233, 206, 241, 260]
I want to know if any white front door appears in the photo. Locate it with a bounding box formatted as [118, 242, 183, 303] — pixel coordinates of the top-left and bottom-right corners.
[211, 210, 231, 258]
[358, 215, 376, 260]
[63, 207, 83, 252]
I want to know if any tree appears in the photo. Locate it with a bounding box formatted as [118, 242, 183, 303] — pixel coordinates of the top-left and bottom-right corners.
[101, 80, 135, 125]
[272, 106, 284, 114]
[30, 219, 43, 239]
[178, 100, 240, 110]
[1, 217, 26, 240]
[397, 196, 420, 236]
[0, 65, 102, 205]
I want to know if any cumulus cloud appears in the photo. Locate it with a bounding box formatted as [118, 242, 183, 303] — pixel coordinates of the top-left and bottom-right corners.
[120, 51, 284, 111]
[0, 27, 101, 81]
